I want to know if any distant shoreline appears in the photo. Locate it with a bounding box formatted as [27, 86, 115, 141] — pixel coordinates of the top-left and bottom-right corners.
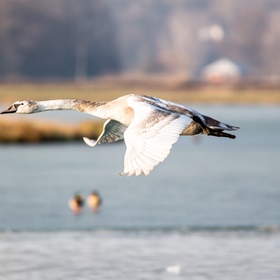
[0, 118, 103, 144]
[1, 78, 280, 105]
[0, 79, 279, 143]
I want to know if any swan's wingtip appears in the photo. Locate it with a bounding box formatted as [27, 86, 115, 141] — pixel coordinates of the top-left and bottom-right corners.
[83, 137, 97, 147]
[119, 169, 150, 176]
[119, 171, 133, 177]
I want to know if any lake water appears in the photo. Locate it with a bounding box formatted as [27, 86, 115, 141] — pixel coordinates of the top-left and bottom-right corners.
[0, 105, 280, 279]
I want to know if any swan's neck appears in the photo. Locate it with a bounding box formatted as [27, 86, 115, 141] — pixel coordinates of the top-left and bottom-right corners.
[37, 99, 109, 119]
[38, 100, 76, 111]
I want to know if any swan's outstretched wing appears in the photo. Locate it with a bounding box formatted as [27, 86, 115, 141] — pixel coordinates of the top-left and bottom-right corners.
[83, 119, 127, 147]
[121, 100, 192, 176]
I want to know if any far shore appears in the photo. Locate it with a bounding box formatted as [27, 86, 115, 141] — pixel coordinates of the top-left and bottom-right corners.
[1, 77, 280, 104]
[0, 118, 103, 144]
[0, 78, 279, 143]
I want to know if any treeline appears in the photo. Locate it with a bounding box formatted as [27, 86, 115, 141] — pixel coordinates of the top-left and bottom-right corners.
[0, 0, 120, 79]
[107, 0, 280, 78]
[1, 0, 280, 79]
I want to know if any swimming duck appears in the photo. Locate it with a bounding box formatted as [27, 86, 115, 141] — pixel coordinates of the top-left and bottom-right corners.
[87, 191, 102, 212]
[68, 193, 84, 214]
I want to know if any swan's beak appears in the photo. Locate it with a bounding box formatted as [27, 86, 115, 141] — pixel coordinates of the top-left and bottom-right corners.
[1, 105, 17, 114]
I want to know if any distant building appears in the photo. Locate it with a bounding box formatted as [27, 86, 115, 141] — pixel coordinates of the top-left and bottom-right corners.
[198, 24, 225, 42]
[201, 58, 242, 83]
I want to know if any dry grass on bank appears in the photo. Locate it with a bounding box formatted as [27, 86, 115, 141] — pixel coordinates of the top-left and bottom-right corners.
[0, 118, 103, 144]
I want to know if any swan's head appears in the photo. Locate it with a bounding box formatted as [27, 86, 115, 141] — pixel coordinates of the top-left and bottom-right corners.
[1, 100, 39, 114]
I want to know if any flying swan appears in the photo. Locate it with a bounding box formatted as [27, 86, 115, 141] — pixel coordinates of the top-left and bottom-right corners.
[1, 94, 239, 176]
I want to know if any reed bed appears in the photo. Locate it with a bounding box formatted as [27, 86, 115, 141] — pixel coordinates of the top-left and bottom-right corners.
[0, 118, 103, 143]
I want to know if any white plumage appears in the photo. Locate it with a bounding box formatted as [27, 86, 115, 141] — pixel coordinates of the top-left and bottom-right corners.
[1, 94, 239, 176]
